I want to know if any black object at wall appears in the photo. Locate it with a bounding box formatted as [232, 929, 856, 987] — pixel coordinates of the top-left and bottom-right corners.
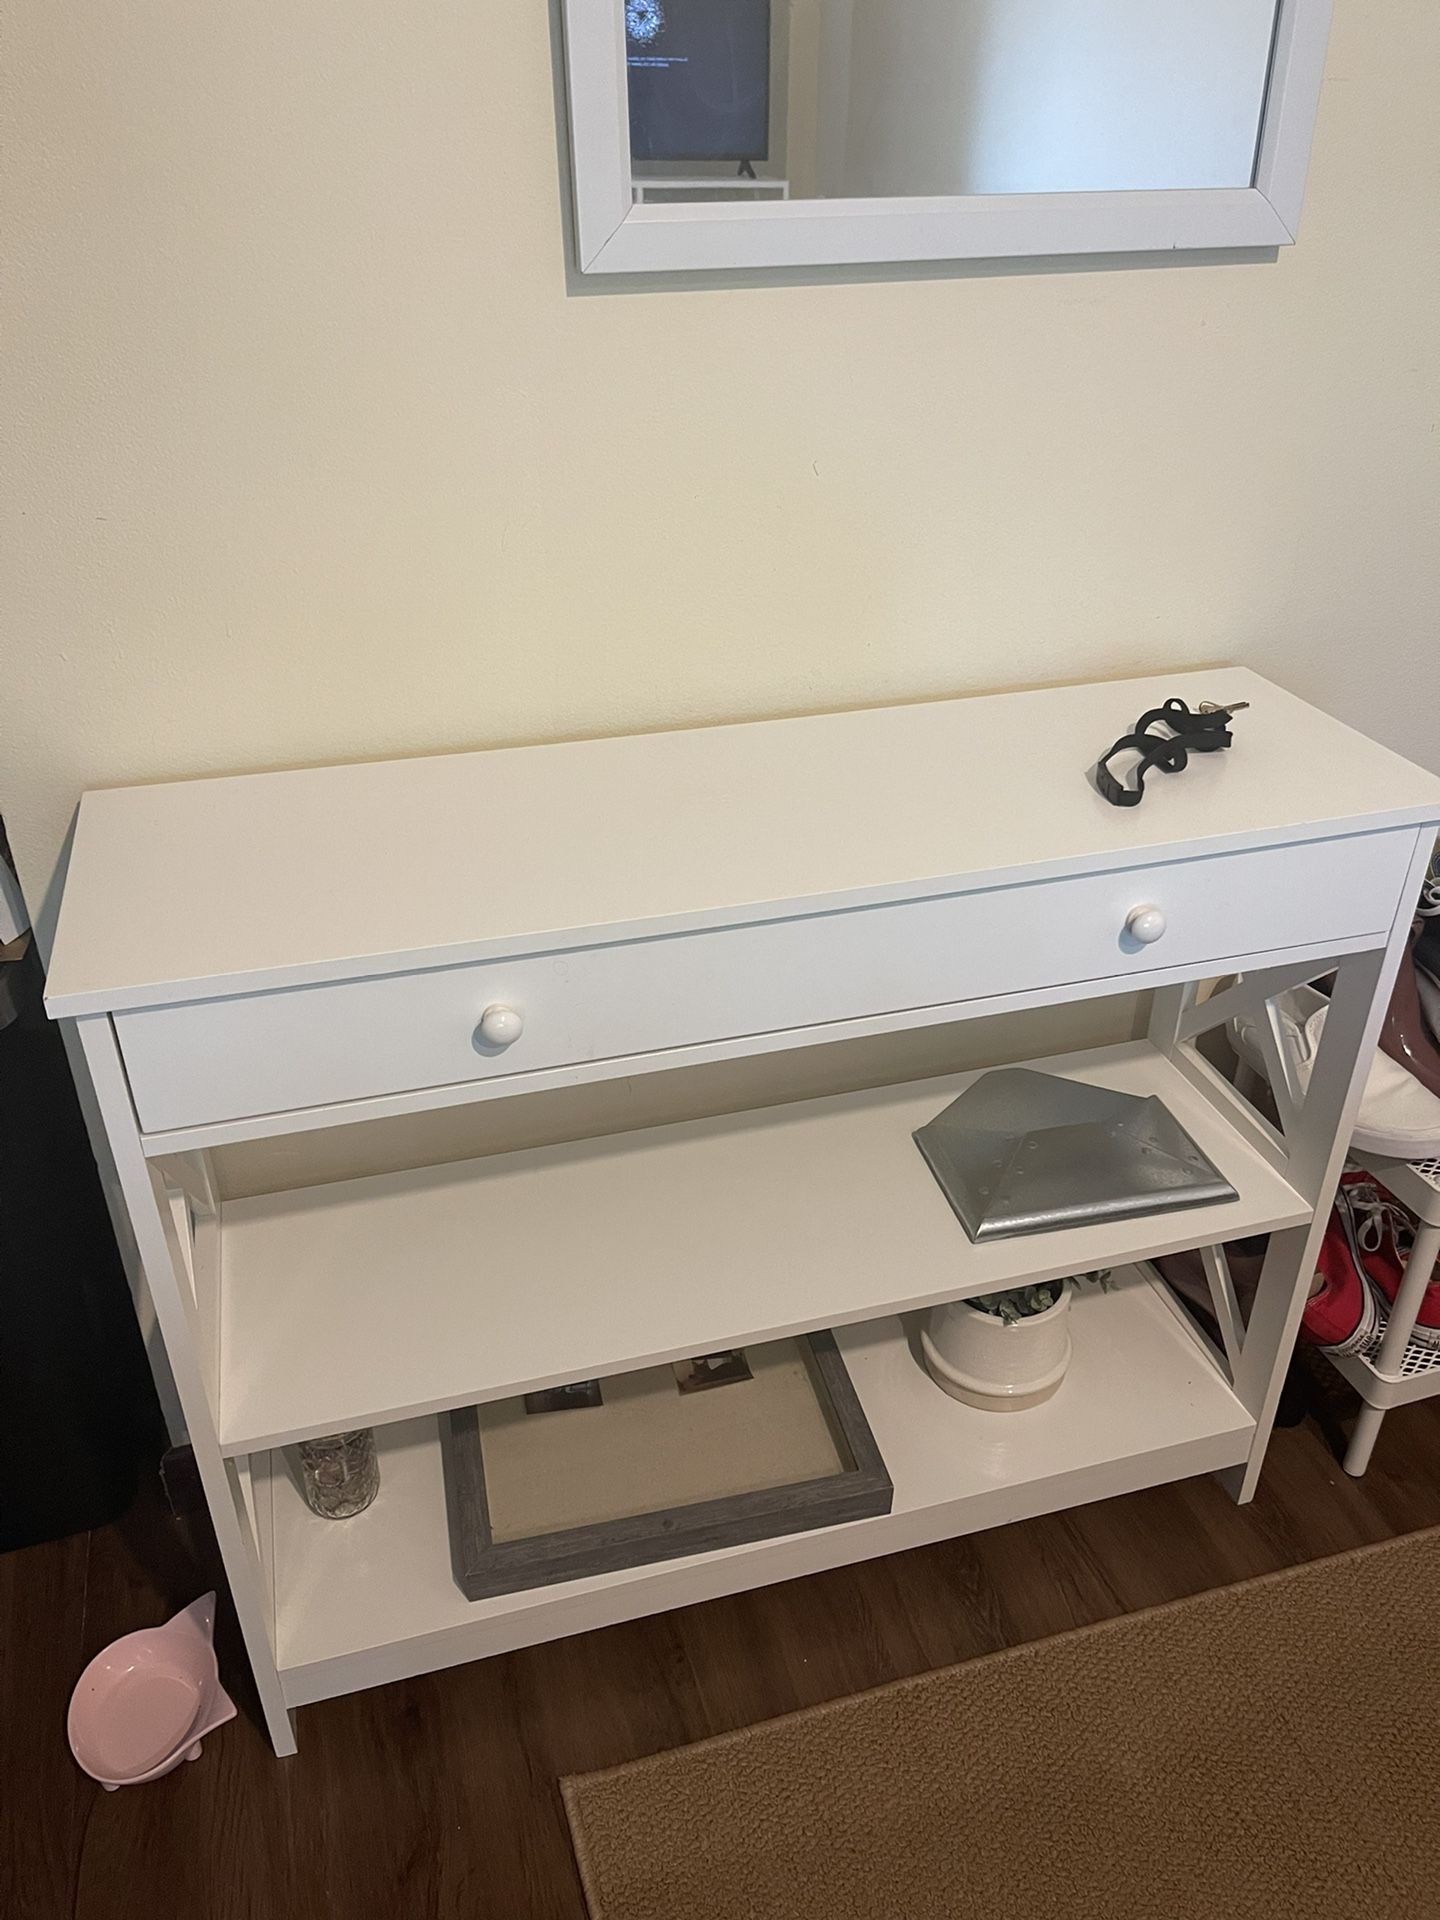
[0, 938, 165, 1551]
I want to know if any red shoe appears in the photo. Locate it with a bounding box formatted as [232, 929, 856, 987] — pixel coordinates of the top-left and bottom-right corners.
[1303, 1201, 1383, 1354]
[1340, 1172, 1440, 1350]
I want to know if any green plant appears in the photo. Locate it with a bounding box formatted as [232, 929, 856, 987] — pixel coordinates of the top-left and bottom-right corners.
[967, 1269, 1112, 1326]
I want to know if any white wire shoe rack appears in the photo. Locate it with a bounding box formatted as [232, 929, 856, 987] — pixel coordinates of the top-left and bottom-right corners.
[1327, 1153, 1440, 1475]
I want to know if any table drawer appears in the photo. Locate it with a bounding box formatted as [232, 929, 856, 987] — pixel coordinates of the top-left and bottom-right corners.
[115, 830, 1413, 1133]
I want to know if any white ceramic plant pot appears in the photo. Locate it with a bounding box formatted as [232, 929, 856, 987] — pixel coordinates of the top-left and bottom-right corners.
[921, 1282, 1073, 1411]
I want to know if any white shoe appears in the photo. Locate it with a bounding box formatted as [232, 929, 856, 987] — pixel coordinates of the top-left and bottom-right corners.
[1231, 986, 1440, 1163]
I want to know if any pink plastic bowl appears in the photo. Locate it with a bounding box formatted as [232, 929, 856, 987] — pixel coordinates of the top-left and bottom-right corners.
[67, 1592, 236, 1788]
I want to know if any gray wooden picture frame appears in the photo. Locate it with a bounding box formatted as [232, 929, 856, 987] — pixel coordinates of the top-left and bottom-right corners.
[440, 1331, 892, 1602]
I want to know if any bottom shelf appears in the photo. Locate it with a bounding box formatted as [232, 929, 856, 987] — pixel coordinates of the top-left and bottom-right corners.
[262, 1267, 1254, 1709]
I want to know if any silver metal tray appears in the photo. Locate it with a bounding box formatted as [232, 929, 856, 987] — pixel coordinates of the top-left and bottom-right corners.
[913, 1067, 1238, 1243]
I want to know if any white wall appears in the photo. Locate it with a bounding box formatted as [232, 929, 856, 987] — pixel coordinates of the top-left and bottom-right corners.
[829, 0, 1278, 198]
[3, 0, 1438, 945]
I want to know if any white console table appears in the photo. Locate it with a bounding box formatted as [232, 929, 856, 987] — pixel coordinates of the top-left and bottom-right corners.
[45, 669, 1440, 1755]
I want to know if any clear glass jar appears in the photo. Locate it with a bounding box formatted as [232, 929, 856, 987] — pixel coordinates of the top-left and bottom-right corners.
[297, 1429, 379, 1519]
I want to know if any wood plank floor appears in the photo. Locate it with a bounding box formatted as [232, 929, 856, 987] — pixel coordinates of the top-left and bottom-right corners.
[5, 1373, 1439, 1920]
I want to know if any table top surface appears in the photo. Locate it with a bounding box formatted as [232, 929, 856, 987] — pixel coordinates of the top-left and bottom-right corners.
[44, 667, 1440, 1015]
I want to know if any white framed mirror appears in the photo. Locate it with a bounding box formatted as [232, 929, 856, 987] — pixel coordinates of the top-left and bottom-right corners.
[561, 0, 1333, 275]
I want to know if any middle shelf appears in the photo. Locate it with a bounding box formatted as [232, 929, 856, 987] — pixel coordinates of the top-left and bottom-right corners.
[212, 1038, 1304, 1455]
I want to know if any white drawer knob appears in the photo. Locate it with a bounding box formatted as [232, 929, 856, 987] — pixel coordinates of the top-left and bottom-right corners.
[476, 1004, 524, 1049]
[1125, 904, 1167, 946]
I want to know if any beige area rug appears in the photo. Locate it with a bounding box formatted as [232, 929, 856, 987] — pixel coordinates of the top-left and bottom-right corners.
[564, 1529, 1440, 1920]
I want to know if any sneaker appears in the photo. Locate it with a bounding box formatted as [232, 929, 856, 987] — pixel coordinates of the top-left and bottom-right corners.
[1302, 1200, 1383, 1355]
[1231, 986, 1440, 1162]
[1341, 1170, 1440, 1350]
[1419, 847, 1440, 928]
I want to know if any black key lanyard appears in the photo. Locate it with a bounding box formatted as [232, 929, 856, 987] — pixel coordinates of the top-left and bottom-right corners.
[1094, 698, 1249, 808]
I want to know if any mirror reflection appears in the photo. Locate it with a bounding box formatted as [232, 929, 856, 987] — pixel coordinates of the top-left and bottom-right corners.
[626, 1, 1280, 205]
